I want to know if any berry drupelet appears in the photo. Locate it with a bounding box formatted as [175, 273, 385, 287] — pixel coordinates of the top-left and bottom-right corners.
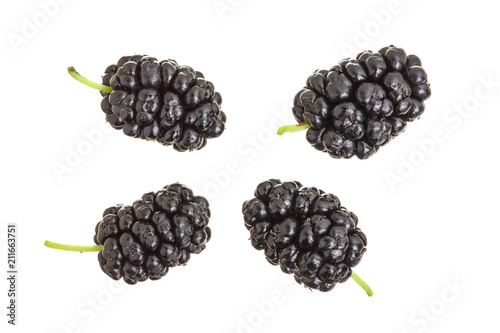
[45, 184, 211, 285]
[69, 55, 226, 151]
[278, 45, 431, 159]
[242, 179, 372, 294]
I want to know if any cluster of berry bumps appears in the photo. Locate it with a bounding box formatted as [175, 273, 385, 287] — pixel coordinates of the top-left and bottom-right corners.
[243, 180, 367, 291]
[100, 55, 226, 151]
[292, 45, 431, 159]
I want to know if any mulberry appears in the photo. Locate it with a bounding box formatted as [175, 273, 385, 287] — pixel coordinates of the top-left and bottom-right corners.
[279, 45, 431, 159]
[68, 55, 226, 151]
[45, 184, 211, 285]
[242, 179, 372, 294]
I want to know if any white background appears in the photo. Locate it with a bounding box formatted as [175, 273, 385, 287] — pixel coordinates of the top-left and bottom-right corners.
[1, 0, 499, 332]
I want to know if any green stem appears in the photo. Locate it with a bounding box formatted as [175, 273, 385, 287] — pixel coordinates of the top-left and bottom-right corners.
[67, 67, 113, 94]
[44, 240, 103, 252]
[277, 122, 310, 135]
[351, 271, 373, 297]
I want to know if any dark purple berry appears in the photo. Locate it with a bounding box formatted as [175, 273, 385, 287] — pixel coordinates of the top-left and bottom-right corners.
[94, 184, 211, 284]
[290, 45, 431, 159]
[242, 180, 368, 292]
[98, 55, 226, 150]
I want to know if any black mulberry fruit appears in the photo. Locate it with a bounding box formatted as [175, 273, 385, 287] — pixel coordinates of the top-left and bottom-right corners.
[68, 55, 226, 151]
[242, 179, 372, 294]
[45, 184, 211, 285]
[279, 45, 431, 159]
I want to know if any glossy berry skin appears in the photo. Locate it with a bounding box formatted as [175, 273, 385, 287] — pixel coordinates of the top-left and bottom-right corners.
[94, 184, 211, 285]
[293, 45, 431, 159]
[100, 55, 226, 151]
[242, 179, 367, 292]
